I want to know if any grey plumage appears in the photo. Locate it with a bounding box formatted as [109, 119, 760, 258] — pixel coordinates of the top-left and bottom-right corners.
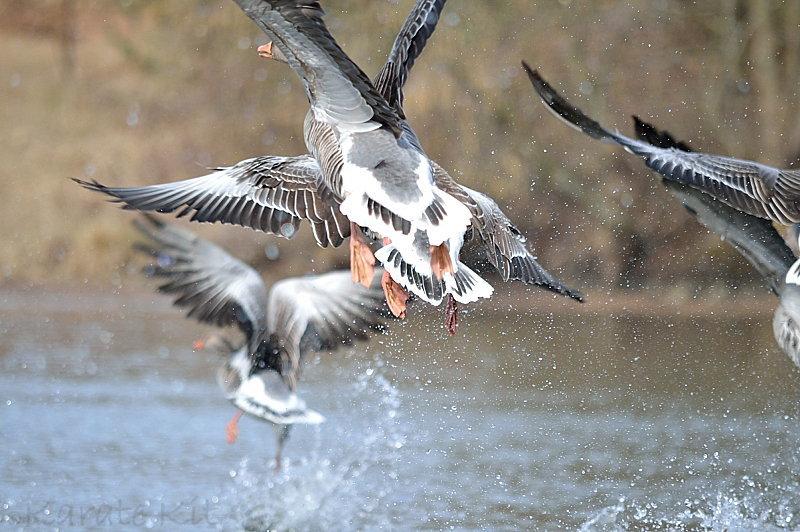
[525, 63, 800, 367]
[134, 214, 391, 458]
[663, 180, 800, 369]
[524, 62, 800, 225]
[78, 1, 582, 306]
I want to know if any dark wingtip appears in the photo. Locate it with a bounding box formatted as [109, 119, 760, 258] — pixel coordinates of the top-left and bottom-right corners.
[520, 60, 534, 76]
[131, 212, 165, 235]
[72, 177, 126, 204]
[72, 177, 104, 191]
[521, 60, 544, 90]
[632, 115, 692, 152]
[557, 284, 585, 303]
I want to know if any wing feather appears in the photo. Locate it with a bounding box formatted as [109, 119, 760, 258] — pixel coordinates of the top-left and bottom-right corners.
[74, 155, 349, 247]
[134, 215, 269, 351]
[523, 62, 800, 225]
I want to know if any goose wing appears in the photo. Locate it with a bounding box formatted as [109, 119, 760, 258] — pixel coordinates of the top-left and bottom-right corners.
[75, 154, 349, 248]
[664, 178, 800, 369]
[373, 0, 447, 114]
[663, 179, 794, 295]
[134, 215, 269, 351]
[431, 161, 583, 301]
[263, 269, 388, 386]
[523, 62, 800, 225]
[233, 0, 402, 135]
[462, 186, 584, 301]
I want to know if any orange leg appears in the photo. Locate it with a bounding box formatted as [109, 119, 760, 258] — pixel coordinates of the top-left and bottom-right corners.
[382, 269, 408, 319]
[226, 408, 244, 445]
[430, 243, 454, 281]
[444, 294, 459, 336]
[350, 222, 376, 288]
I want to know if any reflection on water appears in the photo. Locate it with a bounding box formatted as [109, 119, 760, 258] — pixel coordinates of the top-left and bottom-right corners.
[2, 289, 800, 531]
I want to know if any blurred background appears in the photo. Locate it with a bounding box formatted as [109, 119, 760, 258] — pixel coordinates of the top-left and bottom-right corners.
[2, 0, 799, 307]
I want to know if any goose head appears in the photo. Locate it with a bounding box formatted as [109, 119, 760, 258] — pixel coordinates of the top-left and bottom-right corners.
[257, 41, 289, 64]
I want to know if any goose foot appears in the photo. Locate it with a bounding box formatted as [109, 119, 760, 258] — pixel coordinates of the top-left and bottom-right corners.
[350, 222, 375, 288]
[272, 453, 282, 475]
[430, 243, 454, 281]
[226, 408, 244, 445]
[444, 294, 458, 336]
[382, 268, 408, 319]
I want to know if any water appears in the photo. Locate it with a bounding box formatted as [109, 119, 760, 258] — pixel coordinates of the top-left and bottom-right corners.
[2, 289, 800, 531]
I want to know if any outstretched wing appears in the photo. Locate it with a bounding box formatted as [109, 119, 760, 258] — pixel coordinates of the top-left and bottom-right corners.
[663, 180, 794, 295]
[233, 0, 402, 135]
[523, 62, 800, 225]
[463, 186, 583, 301]
[264, 269, 389, 386]
[75, 154, 349, 248]
[664, 178, 800, 369]
[134, 214, 269, 351]
[431, 161, 583, 301]
[373, 0, 447, 114]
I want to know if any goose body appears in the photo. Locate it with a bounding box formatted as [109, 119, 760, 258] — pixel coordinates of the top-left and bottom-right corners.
[233, 0, 488, 314]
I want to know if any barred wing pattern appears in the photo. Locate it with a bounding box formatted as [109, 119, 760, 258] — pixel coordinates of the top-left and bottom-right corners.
[524, 62, 800, 225]
[76, 154, 349, 248]
[265, 269, 388, 385]
[133, 214, 269, 352]
[373, 0, 446, 114]
[431, 161, 584, 301]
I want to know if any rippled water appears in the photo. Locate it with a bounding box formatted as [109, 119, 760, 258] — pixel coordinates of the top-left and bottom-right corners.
[2, 289, 800, 531]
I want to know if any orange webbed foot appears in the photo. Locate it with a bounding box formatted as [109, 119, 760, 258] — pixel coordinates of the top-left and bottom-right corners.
[350, 223, 376, 288]
[257, 42, 274, 59]
[430, 243, 454, 281]
[382, 269, 408, 319]
[226, 409, 243, 445]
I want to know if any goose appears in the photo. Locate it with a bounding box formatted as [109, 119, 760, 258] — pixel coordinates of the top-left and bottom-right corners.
[134, 214, 390, 471]
[230, 0, 494, 323]
[523, 62, 800, 225]
[75, 1, 583, 334]
[524, 64, 800, 367]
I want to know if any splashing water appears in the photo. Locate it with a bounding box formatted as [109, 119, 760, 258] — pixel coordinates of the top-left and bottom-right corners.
[218, 364, 407, 531]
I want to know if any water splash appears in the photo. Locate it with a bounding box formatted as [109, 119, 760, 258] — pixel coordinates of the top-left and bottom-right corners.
[577, 490, 798, 532]
[218, 364, 407, 532]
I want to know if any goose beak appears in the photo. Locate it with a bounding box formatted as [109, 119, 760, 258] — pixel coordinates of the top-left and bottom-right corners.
[257, 42, 274, 59]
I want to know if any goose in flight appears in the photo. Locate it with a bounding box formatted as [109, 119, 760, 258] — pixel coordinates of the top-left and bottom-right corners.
[134, 215, 391, 471]
[231, 0, 492, 322]
[523, 62, 800, 225]
[524, 64, 800, 367]
[75, 1, 583, 334]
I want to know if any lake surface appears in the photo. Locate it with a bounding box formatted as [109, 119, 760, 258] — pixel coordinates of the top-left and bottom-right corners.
[2, 288, 800, 531]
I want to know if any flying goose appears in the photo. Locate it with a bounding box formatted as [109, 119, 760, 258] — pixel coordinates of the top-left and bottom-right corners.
[76, 1, 582, 334]
[525, 65, 800, 367]
[625, 116, 800, 368]
[232, 0, 512, 329]
[523, 62, 800, 225]
[134, 215, 390, 471]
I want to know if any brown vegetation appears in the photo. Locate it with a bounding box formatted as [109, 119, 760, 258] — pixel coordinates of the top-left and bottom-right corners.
[2, 0, 798, 304]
